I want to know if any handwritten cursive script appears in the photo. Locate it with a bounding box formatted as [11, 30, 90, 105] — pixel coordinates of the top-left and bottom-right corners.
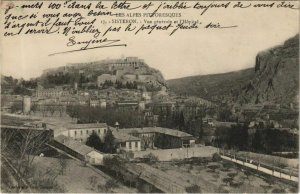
[48, 36, 127, 56]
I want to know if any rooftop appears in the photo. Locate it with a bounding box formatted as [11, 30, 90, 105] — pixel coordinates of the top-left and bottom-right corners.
[118, 127, 194, 138]
[0, 124, 46, 131]
[110, 128, 141, 143]
[65, 123, 107, 129]
[54, 135, 97, 156]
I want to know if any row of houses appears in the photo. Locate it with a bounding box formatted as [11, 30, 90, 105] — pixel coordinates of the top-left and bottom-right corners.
[97, 73, 155, 87]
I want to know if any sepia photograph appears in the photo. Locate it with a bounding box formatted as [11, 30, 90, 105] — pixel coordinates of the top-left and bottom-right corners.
[1, 0, 299, 193]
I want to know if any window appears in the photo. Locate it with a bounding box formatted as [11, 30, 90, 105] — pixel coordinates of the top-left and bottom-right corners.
[81, 130, 83, 135]
[74, 131, 77, 136]
[104, 129, 107, 133]
[129, 142, 132, 149]
[98, 129, 100, 134]
[86, 130, 89, 134]
[135, 142, 138, 148]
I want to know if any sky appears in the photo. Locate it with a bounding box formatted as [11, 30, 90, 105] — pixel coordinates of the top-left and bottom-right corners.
[1, 1, 299, 80]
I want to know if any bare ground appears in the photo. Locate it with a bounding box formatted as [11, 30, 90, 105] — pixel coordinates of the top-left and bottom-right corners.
[31, 156, 137, 193]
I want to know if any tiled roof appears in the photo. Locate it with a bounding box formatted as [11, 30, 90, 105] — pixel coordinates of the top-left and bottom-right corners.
[0, 125, 45, 131]
[110, 128, 140, 143]
[54, 135, 94, 156]
[65, 123, 107, 129]
[118, 127, 194, 138]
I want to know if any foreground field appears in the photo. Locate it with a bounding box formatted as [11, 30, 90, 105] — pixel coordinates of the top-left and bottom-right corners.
[31, 157, 137, 193]
[150, 159, 298, 193]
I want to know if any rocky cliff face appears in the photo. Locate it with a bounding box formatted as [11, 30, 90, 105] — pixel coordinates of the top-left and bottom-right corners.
[238, 34, 299, 105]
[167, 34, 299, 106]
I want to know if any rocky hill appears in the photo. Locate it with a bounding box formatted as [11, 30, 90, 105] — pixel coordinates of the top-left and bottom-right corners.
[39, 57, 166, 90]
[167, 34, 299, 105]
[238, 34, 299, 105]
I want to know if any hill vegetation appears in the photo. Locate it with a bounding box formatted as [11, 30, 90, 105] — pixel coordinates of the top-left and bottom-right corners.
[167, 68, 254, 102]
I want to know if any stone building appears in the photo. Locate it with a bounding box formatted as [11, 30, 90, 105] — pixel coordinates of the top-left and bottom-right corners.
[36, 86, 70, 99]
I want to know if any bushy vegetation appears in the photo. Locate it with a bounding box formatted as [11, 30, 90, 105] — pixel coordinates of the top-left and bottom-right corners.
[143, 153, 158, 163]
[86, 131, 103, 151]
[104, 179, 118, 190]
[185, 184, 201, 193]
[66, 105, 144, 128]
[86, 130, 116, 153]
[167, 68, 254, 102]
[212, 153, 221, 162]
[214, 123, 249, 150]
[1, 76, 37, 95]
[214, 123, 298, 153]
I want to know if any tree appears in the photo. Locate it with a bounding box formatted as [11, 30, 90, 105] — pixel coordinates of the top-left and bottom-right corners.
[86, 131, 103, 151]
[103, 129, 116, 153]
[218, 107, 233, 122]
[222, 177, 233, 186]
[11, 102, 22, 113]
[1, 129, 16, 157]
[212, 153, 221, 162]
[2, 128, 51, 192]
[143, 153, 158, 163]
[49, 105, 56, 116]
[252, 130, 263, 152]
[103, 156, 124, 177]
[104, 179, 118, 191]
[178, 111, 185, 130]
[10, 129, 50, 175]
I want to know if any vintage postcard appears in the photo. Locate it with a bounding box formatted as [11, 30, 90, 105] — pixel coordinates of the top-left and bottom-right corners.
[1, 0, 299, 193]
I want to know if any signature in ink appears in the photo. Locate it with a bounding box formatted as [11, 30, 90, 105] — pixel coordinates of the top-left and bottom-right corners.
[49, 36, 127, 56]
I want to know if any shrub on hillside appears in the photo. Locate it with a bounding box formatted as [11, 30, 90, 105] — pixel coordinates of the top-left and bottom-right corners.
[143, 153, 158, 163]
[185, 184, 201, 193]
[212, 153, 222, 162]
[105, 179, 118, 191]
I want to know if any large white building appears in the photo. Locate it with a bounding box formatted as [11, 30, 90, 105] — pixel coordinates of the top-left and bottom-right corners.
[108, 57, 145, 71]
[60, 123, 108, 142]
[58, 123, 142, 152]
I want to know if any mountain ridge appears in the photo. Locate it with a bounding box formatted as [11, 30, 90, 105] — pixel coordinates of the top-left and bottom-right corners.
[167, 68, 255, 102]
